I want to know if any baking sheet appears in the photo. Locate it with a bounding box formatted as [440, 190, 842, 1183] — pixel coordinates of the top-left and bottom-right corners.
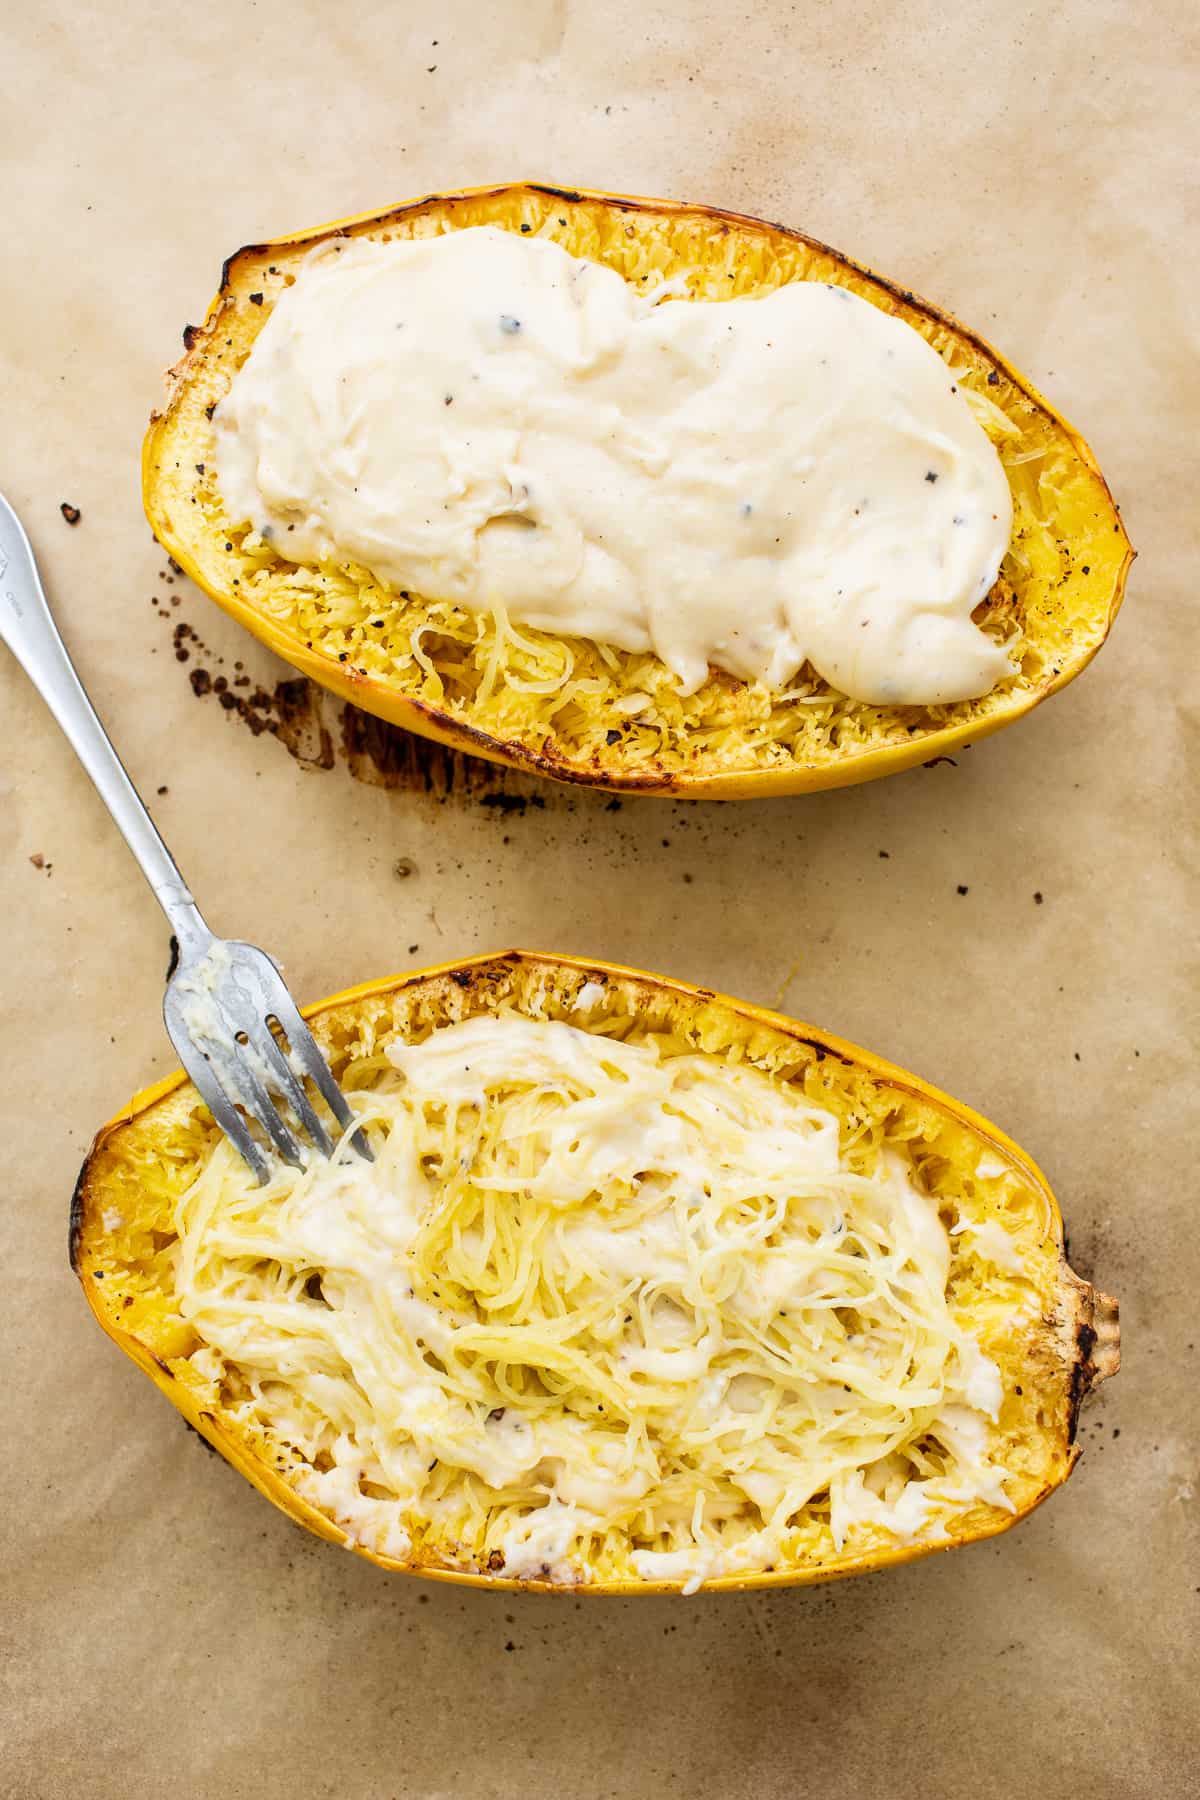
[2, 1, 1197, 1794]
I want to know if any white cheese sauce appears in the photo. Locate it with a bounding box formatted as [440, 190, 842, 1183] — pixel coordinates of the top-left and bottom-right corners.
[215, 227, 1014, 706]
[175, 1014, 1020, 1586]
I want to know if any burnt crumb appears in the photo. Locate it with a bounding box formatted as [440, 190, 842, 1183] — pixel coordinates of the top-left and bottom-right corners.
[204, 402, 216, 421]
[520, 223, 531, 233]
[924, 470, 938, 484]
[156, 784, 169, 796]
[504, 1641, 515, 1652]
[249, 292, 264, 306]
[59, 501, 81, 524]
[956, 884, 969, 896]
[194, 463, 205, 476]
[189, 668, 212, 696]
[409, 944, 420, 954]
[605, 729, 622, 745]
[605, 798, 622, 811]
[1033, 891, 1044, 904]
[480, 792, 546, 815]
[987, 370, 1000, 386]
[393, 857, 417, 879]
[878, 850, 890, 859]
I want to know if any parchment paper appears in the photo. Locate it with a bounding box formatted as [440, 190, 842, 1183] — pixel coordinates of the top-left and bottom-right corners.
[2, 3, 1196, 1795]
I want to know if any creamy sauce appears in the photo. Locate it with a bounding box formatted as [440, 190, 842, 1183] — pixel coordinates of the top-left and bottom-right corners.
[173, 1014, 1019, 1587]
[215, 227, 1014, 705]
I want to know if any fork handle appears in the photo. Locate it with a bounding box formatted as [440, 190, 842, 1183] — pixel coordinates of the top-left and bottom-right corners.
[0, 494, 208, 951]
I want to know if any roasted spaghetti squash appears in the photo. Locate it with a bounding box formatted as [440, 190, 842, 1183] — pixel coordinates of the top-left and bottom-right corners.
[143, 184, 1132, 797]
[72, 951, 1118, 1593]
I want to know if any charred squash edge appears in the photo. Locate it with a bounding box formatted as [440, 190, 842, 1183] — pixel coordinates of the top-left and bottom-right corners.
[72, 948, 1120, 1593]
[143, 181, 1134, 799]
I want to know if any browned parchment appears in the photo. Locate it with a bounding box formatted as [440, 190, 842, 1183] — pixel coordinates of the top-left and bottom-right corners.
[1, 2, 1196, 1795]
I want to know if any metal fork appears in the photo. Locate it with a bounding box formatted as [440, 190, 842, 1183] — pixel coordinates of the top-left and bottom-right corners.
[0, 491, 371, 1183]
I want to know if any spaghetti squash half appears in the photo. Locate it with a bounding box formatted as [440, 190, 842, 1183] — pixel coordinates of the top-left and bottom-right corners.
[72, 952, 1117, 1592]
[143, 184, 1132, 797]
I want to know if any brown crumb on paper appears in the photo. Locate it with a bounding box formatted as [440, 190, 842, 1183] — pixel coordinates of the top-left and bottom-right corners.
[59, 502, 81, 525]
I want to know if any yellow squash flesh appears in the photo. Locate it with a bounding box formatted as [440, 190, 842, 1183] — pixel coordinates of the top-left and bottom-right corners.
[143, 183, 1132, 798]
[72, 950, 1118, 1593]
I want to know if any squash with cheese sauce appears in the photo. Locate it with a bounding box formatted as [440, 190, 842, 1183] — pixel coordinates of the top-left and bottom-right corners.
[143, 184, 1132, 797]
[72, 951, 1118, 1593]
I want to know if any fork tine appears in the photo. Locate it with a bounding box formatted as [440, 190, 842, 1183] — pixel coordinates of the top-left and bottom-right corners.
[236, 1061, 306, 1168]
[165, 936, 371, 1180]
[265, 990, 374, 1162]
[248, 1020, 334, 1158]
[171, 1032, 273, 1185]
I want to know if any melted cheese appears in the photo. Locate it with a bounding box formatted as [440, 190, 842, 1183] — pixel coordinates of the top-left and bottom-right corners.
[172, 1014, 1017, 1588]
[214, 227, 1013, 706]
